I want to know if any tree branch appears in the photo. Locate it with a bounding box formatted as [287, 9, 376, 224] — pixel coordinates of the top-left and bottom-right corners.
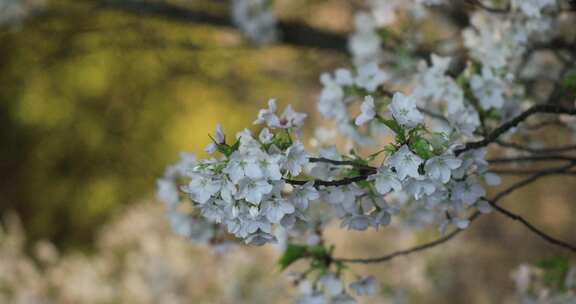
[489, 203, 576, 253]
[308, 157, 376, 171]
[331, 161, 576, 264]
[456, 105, 576, 156]
[284, 174, 372, 188]
[487, 155, 576, 164]
[98, 0, 349, 53]
[495, 140, 576, 154]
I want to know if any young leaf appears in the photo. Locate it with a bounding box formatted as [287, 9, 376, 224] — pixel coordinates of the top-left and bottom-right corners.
[278, 244, 308, 271]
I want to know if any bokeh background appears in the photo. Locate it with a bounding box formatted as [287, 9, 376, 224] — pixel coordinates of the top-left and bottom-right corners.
[0, 0, 574, 303]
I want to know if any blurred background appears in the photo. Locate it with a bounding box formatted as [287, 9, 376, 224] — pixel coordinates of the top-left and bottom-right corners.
[0, 0, 574, 303]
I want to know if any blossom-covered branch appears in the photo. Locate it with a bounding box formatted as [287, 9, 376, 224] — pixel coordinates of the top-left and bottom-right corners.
[154, 0, 576, 301]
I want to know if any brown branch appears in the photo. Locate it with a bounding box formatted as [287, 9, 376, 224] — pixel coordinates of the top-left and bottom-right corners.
[488, 155, 576, 164]
[334, 225, 469, 264]
[489, 203, 576, 252]
[332, 161, 576, 264]
[495, 140, 576, 154]
[456, 105, 576, 156]
[284, 174, 372, 188]
[97, 0, 349, 53]
[491, 168, 576, 175]
[308, 157, 376, 172]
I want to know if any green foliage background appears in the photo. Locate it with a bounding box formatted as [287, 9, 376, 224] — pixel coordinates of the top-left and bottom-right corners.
[0, 0, 331, 249]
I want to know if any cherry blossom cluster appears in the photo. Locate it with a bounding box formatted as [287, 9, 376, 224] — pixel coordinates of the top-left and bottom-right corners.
[157, 0, 574, 302]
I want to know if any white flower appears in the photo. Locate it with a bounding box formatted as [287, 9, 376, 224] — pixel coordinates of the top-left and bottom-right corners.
[349, 276, 378, 296]
[334, 68, 354, 85]
[204, 123, 226, 154]
[231, 0, 278, 45]
[254, 99, 307, 129]
[452, 176, 486, 206]
[341, 214, 371, 231]
[318, 73, 347, 120]
[470, 67, 506, 110]
[388, 145, 423, 180]
[245, 232, 277, 245]
[511, 0, 555, 18]
[389, 92, 423, 128]
[225, 152, 262, 183]
[284, 141, 308, 176]
[238, 179, 273, 204]
[476, 199, 493, 214]
[355, 96, 376, 126]
[484, 172, 502, 186]
[355, 62, 388, 92]
[254, 99, 280, 127]
[156, 178, 179, 207]
[262, 199, 295, 223]
[371, 210, 392, 228]
[404, 177, 436, 200]
[425, 155, 462, 183]
[257, 154, 282, 180]
[369, 166, 402, 194]
[448, 106, 480, 137]
[325, 184, 363, 206]
[259, 127, 273, 143]
[319, 274, 343, 296]
[349, 12, 382, 65]
[452, 217, 470, 229]
[186, 175, 221, 204]
[278, 105, 307, 129]
[289, 181, 319, 210]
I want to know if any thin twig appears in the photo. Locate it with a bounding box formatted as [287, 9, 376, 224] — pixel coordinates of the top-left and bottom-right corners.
[489, 203, 576, 252]
[488, 155, 576, 164]
[491, 168, 576, 175]
[284, 174, 372, 188]
[455, 105, 576, 156]
[308, 157, 376, 171]
[332, 162, 576, 264]
[495, 140, 576, 154]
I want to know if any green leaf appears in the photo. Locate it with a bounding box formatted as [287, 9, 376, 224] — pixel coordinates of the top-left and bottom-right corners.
[429, 132, 449, 155]
[537, 257, 570, 290]
[377, 117, 405, 143]
[563, 72, 576, 92]
[278, 244, 308, 271]
[409, 136, 434, 160]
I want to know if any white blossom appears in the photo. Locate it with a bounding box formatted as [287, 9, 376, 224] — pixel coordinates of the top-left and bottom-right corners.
[388, 145, 423, 180]
[389, 92, 423, 128]
[355, 96, 376, 126]
[355, 62, 388, 92]
[425, 154, 462, 183]
[369, 166, 402, 194]
[470, 67, 506, 110]
[289, 181, 319, 210]
[349, 276, 378, 296]
[238, 179, 273, 204]
[452, 176, 486, 206]
[262, 199, 295, 223]
[284, 141, 308, 176]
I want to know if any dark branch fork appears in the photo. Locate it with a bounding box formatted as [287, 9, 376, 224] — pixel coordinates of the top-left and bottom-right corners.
[332, 161, 576, 264]
[455, 105, 576, 156]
